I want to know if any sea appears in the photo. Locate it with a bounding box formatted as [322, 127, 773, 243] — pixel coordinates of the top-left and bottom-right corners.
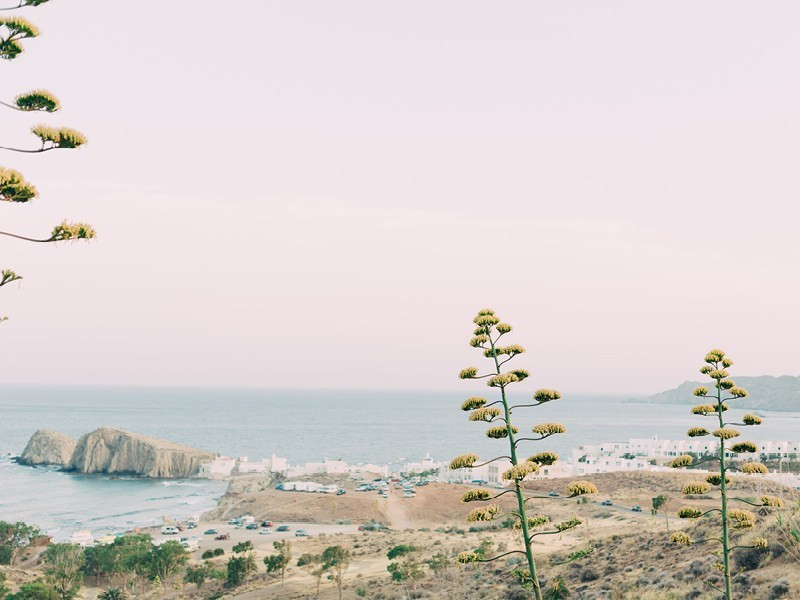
[1, 385, 798, 541]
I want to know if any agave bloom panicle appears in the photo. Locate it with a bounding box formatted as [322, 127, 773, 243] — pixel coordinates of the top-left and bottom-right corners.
[566, 481, 598, 497]
[740, 462, 768, 474]
[461, 489, 492, 503]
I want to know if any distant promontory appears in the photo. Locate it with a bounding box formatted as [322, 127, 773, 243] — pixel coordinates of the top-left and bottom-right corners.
[18, 427, 214, 478]
[629, 375, 800, 411]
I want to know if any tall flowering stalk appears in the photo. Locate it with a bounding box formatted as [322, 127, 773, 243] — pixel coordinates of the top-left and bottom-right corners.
[452, 309, 597, 599]
[670, 349, 779, 599]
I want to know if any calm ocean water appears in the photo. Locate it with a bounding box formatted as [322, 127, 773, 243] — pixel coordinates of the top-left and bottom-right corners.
[1, 385, 798, 540]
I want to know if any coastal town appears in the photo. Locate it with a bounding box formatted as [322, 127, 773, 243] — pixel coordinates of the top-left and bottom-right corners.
[196, 436, 800, 492]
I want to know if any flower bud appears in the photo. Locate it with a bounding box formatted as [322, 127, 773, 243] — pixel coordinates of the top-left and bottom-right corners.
[678, 507, 703, 519]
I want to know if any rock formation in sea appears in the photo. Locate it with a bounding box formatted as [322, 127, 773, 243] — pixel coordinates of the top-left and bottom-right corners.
[18, 429, 77, 466]
[67, 427, 214, 478]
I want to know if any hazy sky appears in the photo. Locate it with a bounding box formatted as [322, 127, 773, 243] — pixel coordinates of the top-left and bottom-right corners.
[1, 1, 798, 393]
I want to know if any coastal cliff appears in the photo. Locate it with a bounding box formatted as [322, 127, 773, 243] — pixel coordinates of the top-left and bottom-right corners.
[18, 429, 77, 466]
[66, 428, 214, 478]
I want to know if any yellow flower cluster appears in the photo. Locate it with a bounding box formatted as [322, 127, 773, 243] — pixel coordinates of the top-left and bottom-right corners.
[533, 389, 562, 403]
[682, 482, 711, 495]
[728, 509, 756, 530]
[687, 427, 710, 437]
[469, 407, 501, 422]
[466, 504, 500, 522]
[678, 507, 703, 519]
[712, 428, 740, 440]
[706, 474, 729, 486]
[740, 462, 768, 474]
[731, 441, 758, 454]
[532, 422, 566, 436]
[461, 488, 492, 503]
[486, 425, 518, 439]
[742, 414, 762, 425]
[670, 531, 693, 546]
[502, 462, 537, 481]
[566, 481, 598, 496]
[760, 496, 783, 508]
[449, 454, 479, 470]
[527, 452, 559, 466]
[460, 397, 487, 411]
[671, 455, 694, 468]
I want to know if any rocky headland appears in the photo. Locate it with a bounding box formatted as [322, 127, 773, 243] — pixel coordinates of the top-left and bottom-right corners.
[18, 429, 77, 466]
[18, 427, 214, 478]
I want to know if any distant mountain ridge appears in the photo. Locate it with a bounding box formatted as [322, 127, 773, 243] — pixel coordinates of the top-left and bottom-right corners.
[631, 375, 800, 412]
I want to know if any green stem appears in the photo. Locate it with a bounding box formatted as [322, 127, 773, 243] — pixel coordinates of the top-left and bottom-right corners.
[717, 376, 732, 600]
[488, 335, 542, 600]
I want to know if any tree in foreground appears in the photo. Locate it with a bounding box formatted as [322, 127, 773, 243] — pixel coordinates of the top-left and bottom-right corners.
[226, 554, 256, 588]
[651, 494, 669, 531]
[321, 545, 350, 600]
[43, 543, 84, 600]
[670, 349, 781, 599]
[0, 521, 41, 566]
[184, 563, 211, 590]
[386, 544, 424, 599]
[6, 580, 57, 600]
[263, 540, 291, 585]
[297, 552, 325, 597]
[1, 0, 95, 322]
[147, 541, 188, 592]
[453, 309, 597, 599]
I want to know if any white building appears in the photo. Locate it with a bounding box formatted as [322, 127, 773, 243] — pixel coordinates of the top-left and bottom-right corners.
[403, 453, 442, 475]
[438, 459, 513, 486]
[285, 458, 349, 478]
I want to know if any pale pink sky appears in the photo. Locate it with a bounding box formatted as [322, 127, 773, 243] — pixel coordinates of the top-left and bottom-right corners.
[1, 1, 798, 393]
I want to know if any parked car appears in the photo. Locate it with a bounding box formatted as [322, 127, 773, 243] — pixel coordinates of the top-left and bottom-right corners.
[245, 523, 259, 530]
[336, 489, 346, 495]
[632, 505, 642, 512]
[186, 521, 197, 529]
[601, 499, 613, 506]
[259, 528, 272, 535]
[160, 526, 179, 535]
[402, 490, 416, 498]
[260, 521, 273, 528]
[228, 518, 242, 526]
[295, 530, 309, 537]
[203, 529, 217, 535]
[180, 538, 200, 551]
[276, 525, 290, 532]
[214, 533, 230, 541]
[548, 491, 560, 497]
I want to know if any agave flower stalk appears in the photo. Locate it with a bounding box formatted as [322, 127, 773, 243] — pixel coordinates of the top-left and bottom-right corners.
[670, 349, 774, 599]
[454, 309, 597, 599]
[0, 3, 95, 322]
